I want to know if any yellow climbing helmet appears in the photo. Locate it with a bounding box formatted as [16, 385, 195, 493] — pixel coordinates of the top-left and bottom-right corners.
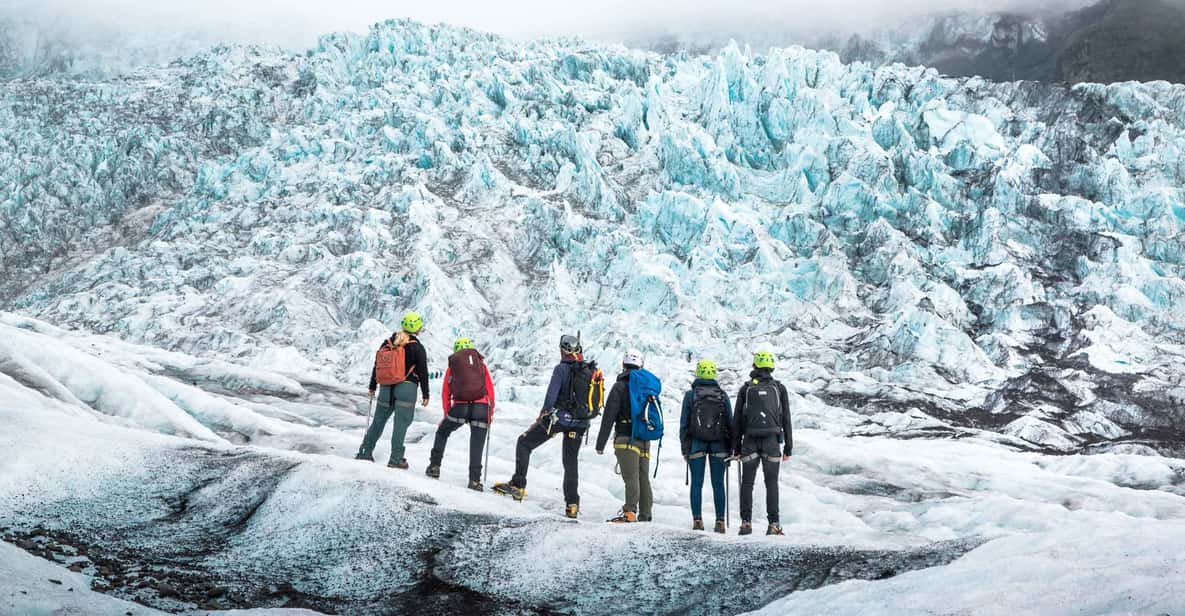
[695, 359, 718, 380]
[401, 311, 424, 334]
[753, 350, 775, 370]
[453, 337, 475, 352]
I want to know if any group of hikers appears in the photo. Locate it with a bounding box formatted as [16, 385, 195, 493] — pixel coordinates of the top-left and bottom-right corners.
[356, 311, 794, 536]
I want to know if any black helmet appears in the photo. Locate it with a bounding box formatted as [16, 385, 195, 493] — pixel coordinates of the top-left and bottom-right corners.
[560, 334, 581, 355]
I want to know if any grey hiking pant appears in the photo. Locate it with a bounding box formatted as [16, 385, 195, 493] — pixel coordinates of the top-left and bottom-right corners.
[359, 381, 418, 463]
[614, 437, 653, 518]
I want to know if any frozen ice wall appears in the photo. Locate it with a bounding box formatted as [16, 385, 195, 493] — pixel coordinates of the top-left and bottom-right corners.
[3, 19, 1185, 453]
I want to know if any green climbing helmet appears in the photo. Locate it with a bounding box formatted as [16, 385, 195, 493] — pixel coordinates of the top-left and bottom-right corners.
[695, 359, 718, 380]
[401, 311, 424, 334]
[453, 337, 475, 353]
[753, 350, 775, 370]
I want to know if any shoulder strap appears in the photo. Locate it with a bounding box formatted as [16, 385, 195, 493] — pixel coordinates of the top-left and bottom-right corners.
[403, 341, 416, 379]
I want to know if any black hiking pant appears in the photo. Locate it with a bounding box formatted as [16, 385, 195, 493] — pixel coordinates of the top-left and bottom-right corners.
[429, 403, 490, 483]
[511, 414, 585, 506]
[739, 435, 782, 524]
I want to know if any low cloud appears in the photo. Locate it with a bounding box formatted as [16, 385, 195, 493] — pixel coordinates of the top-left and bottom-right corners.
[4, 0, 1093, 50]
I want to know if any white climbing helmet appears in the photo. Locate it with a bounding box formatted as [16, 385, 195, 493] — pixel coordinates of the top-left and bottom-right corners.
[623, 348, 645, 368]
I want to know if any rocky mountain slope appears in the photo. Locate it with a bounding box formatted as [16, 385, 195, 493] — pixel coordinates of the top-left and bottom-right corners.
[836, 0, 1185, 84]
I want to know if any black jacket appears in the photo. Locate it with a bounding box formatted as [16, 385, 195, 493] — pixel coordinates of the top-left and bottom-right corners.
[731, 368, 792, 456]
[595, 368, 635, 451]
[369, 333, 430, 399]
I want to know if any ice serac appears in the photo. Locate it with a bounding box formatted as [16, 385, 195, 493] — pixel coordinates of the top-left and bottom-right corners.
[3, 19, 1185, 455]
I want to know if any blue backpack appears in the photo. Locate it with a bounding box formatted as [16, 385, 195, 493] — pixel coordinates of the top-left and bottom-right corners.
[628, 369, 663, 442]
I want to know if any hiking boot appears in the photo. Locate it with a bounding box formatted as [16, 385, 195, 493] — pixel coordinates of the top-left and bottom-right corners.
[609, 510, 637, 523]
[714, 520, 727, 534]
[565, 504, 579, 519]
[425, 465, 441, 479]
[493, 482, 526, 501]
[387, 459, 409, 470]
[355, 452, 374, 462]
[766, 524, 784, 536]
[467, 480, 484, 492]
[637, 515, 652, 523]
[692, 519, 705, 531]
[739, 522, 753, 536]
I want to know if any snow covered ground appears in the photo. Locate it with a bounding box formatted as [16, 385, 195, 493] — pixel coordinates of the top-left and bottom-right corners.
[3, 311, 1184, 613]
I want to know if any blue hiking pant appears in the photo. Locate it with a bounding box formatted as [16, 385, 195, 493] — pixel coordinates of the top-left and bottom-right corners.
[689, 454, 727, 521]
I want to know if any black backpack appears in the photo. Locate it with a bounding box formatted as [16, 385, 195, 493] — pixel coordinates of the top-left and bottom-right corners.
[743, 381, 782, 436]
[689, 385, 728, 442]
[557, 361, 599, 420]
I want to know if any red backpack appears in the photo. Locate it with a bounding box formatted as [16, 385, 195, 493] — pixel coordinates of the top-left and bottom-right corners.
[449, 349, 487, 401]
[375, 340, 411, 385]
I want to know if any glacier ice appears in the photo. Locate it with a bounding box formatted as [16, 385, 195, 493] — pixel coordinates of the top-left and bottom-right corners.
[2, 314, 1184, 614]
[6, 19, 1184, 454]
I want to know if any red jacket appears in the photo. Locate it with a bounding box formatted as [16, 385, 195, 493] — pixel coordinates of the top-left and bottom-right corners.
[441, 364, 496, 422]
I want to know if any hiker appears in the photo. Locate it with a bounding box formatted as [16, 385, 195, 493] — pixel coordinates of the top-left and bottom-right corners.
[356, 311, 430, 469]
[595, 349, 659, 523]
[426, 338, 495, 491]
[730, 350, 793, 536]
[680, 359, 732, 533]
[494, 334, 604, 519]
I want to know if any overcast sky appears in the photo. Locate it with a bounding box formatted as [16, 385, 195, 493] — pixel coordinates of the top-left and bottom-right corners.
[6, 0, 1091, 49]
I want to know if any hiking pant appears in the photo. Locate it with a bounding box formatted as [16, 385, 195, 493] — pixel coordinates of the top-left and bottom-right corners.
[511, 415, 585, 506]
[359, 381, 418, 463]
[689, 453, 727, 521]
[613, 437, 652, 518]
[429, 403, 490, 483]
[739, 435, 782, 524]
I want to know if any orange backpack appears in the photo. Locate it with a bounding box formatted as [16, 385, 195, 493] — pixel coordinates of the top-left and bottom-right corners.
[375, 340, 412, 385]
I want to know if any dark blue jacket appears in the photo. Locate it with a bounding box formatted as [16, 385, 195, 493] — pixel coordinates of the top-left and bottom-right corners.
[544, 356, 590, 429]
[679, 378, 733, 456]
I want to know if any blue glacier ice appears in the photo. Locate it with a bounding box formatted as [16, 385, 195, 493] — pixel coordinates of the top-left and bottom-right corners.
[2, 19, 1184, 456]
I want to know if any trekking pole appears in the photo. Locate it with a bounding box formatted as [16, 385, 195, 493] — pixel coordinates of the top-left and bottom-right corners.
[729, 459, 739, 521]
[653, 439, 662, 479]
[484, 423, 491, 486]
[365, 395, 374, 430]
[725, 458, 731, 529]
[685, 460, 689, 487]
